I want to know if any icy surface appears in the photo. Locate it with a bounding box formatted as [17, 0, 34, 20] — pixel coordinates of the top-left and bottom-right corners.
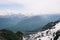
[23, 22, 60, 40]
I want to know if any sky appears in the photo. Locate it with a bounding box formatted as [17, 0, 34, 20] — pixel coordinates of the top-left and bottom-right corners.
[0, 0, 60, 16]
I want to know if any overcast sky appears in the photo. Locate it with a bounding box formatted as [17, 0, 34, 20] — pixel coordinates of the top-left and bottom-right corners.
[0, 0, 60, 16]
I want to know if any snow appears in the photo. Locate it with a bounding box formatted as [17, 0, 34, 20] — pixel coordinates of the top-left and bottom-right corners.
[23, 22, 60, 40]
[57, 37, 60, 40]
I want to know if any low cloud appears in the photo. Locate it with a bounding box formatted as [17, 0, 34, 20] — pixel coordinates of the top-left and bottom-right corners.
[0, 0, 60, 16]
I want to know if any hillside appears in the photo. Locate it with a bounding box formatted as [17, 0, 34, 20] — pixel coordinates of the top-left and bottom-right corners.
[0, 29, 23, 40]
[23, 20, 60, 40]
[0, 14, 60, 32]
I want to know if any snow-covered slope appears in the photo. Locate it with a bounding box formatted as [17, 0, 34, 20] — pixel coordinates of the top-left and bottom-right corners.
[23, 20, 60, 40]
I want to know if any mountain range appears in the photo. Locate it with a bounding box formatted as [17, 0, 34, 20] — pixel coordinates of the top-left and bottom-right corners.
[0, 14, 60, 32]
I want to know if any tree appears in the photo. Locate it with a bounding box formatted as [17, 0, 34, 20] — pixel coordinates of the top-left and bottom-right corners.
[16, 31, 23, 40]
[0, 29, 23, 40]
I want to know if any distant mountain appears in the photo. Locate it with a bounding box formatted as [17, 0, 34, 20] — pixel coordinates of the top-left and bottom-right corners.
[9, 14, 60, 32]
[0, 14, 60, 32]
[0, 14, 28, 29]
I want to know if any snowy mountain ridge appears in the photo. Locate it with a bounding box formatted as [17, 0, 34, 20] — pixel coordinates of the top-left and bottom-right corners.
[23, 20, 60, 40]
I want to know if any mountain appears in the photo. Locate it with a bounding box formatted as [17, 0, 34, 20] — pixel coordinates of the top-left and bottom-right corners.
[41, 20, 60, 31]
[0, 14, 60, 32]
[23, 20, 60, 40]
[10, 14, 60, 32]
[0, 14, 28, 29]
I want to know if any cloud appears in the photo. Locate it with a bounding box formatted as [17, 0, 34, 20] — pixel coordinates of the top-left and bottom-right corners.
[0, 0, 60, 16]
[0, 9, 60, 16]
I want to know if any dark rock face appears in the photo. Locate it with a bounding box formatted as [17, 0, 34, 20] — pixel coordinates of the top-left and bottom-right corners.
[54, 30, 60, 40]
[0, 36, 7, 40]
[42, 20, 60, 31]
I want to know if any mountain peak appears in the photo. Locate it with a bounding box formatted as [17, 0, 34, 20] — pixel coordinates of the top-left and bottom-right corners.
[23, 20, 60, 40]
